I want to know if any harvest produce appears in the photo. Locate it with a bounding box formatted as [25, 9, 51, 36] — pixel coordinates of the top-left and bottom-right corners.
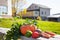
[41, 32, 51, 38]
[32, 31, 40, 38]
[5, 19, 56, 40]
[35, 29, 42, 33]
[25, 30, 32, 37]
[45, 31, 56, 37]
[20, 24, 36, 35]
[20, 24, 56, 39]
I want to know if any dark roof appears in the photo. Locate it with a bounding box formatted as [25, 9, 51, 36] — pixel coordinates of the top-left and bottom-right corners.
[53, 13, 60, 15]
[32, 4, 50, 8]
[47, 13, 60, 18]
[27, 3, 50, 11]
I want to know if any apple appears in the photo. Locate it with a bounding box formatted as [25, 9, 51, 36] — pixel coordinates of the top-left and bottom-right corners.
[25, 30, 32, 38]
[32, 31, 40, 38]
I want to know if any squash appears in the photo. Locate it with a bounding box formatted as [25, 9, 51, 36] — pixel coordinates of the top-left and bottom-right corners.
[20, 24, 37, 35]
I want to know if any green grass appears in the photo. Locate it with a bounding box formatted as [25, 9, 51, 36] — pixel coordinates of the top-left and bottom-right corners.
[37, 21, 60, 34]
[0, 18, 60, 34]
[0, 18, 25, 28]
[0, 18, 13, 28]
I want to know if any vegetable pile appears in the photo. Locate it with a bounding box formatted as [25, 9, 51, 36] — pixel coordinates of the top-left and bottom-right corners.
[20, 24, 56, 39]
[5, 19, 56, 40]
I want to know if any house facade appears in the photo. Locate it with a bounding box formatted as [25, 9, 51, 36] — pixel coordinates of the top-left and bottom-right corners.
[0, 0, 8, 17]
[21, 4, 50, 20]
[0, 0, 13, 18]
[0, 0, 50, 19]
[0, 0, 31, 17]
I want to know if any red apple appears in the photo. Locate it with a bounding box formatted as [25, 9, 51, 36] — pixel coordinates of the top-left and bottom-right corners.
[32, 31, 40, 38]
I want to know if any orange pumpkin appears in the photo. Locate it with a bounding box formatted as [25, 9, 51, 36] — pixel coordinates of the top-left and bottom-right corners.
[20, 24, 37, 35]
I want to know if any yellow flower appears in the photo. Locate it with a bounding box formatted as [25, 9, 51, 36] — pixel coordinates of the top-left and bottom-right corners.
[23, 8, 27, 14]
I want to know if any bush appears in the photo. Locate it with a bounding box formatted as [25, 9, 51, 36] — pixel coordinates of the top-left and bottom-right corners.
[5, 23, 22, 40]
[37, 16, 42, 21]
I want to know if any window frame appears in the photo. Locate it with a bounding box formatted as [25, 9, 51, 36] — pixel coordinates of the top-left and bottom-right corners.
[41, 11, 43, 15]
[0, 6, 8, 15]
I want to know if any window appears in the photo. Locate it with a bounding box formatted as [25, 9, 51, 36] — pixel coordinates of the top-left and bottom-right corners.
[45, 12, 46, 15]
[42, 11, 43, 15]
[35, 6, 37, 8]
[0, 6, 8, 15]
[35, 11, 37, 14]
[35, 11, 39, 14]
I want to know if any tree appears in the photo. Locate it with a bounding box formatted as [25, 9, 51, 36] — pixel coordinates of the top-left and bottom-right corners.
[12, 0, 27, 17]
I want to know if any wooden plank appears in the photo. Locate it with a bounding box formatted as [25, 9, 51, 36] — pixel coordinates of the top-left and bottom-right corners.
[21, 11, 34, 17]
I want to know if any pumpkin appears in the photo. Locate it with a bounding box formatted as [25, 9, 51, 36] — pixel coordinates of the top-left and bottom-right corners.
[20, 24, 37, 35]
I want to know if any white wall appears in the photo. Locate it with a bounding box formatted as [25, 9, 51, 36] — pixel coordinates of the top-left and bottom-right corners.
[32, 8, 50, 17]
[0, 6, 7, 15]
[40, 8, 50, 17]
[33, 11, 39, 17]
[7, 0, 12, 16]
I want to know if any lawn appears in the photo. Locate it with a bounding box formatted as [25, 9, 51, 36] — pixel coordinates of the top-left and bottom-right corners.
[37, 21, 60, 34]
[0, 18, 25, 28]
[0, 18, 60, 34]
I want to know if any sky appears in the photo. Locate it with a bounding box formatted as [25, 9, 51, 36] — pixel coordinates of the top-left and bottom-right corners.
[26, 0, 60, 15]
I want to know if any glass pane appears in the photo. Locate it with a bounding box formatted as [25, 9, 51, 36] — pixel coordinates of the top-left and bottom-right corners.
[0, 0, 8, 15]
[0, 6, 7, 15]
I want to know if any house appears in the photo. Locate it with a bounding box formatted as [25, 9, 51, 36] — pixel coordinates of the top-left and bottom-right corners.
[20, 4, 50, 20]
[0, 0, 18, 18]
[11, 0, 50, 20]
[0, 0, 32, 18]
[47, 13, 60, 22]
[0, 0, 50, 20]
[0, 0, 17, 18]
[0, 0, 8, 17]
